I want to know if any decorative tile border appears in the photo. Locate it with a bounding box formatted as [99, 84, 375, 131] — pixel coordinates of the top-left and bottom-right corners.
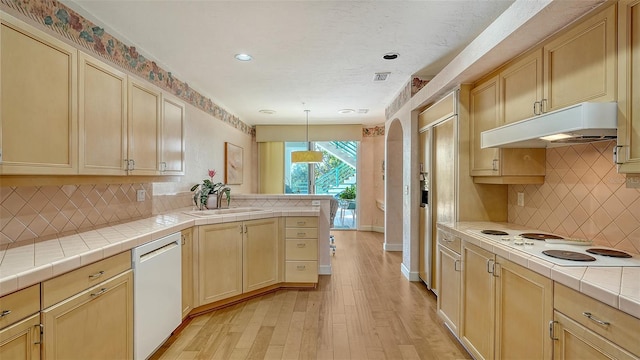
[385, 77, 430, 120]
[1, 0, 254, 136]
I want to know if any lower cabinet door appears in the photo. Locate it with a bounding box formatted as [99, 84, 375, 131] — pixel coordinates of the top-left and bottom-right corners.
[0, 314, 40, 360]
[198, 222, 243, 304]
[243, 218, 279, 293]
[41, 271, 133, 360]
[553, 311, 638, 360]
[437, 245, 461, 337]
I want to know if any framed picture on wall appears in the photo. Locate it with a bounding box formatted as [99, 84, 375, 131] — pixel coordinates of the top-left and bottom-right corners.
[225, 142, 243, 184]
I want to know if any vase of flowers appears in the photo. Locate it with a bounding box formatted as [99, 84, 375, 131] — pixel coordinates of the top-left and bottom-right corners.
[190, 169, 231, 210]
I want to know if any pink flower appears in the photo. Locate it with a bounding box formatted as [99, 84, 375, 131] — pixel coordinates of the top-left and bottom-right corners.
[208, 169, 216, 180]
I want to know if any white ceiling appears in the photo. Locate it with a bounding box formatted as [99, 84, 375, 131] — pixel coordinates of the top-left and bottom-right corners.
[63, 0, 515, 126]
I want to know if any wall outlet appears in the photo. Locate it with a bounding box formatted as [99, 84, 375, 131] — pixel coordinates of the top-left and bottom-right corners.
[517, 192, 524, 207]
[311, 200, 321, 206]
[136, 189, 146, 202]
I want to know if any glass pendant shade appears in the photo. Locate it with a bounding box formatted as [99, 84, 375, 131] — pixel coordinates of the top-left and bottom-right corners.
[291, 150, 323, 163]
[291, 109, 323, 163]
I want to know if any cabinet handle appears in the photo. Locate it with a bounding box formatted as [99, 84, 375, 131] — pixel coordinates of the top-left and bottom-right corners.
[549, 320, 558, 340]
[296, 243, 306, 248]
[240, 225, 243, 234]
[582, 312, 610, 326]
[90, 288, 108, 298]
[454, 260, 461, 272]
[88, 271, 105, 280]
[487, 259, 495, 274]
[0, 309, 11, 317]
[34, 324, 44, 345]
[297, 232, 306, 237]
[533, 101, 541, 115]
[541, 99, 548, 113]
[128, 159, 135, 170]
[493, 263, 500, 277]
[159, 161, 167, 172]
[181, 235, 186, 245]
[613, 145, 624, 165]
[296, 265, 306, 271]
[492, 159, 498, 171]
[244, 225, 248, 234]
[297, 221, 306, 225]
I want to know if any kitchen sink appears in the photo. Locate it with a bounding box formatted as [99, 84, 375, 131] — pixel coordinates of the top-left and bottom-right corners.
[184, 208, 268, 217]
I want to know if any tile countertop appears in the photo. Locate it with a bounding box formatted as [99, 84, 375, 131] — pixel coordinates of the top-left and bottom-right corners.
[439, 221, 640, 320]
[0, 207, 320, 297]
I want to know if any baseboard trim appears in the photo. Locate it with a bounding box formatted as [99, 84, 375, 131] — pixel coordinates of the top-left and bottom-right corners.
[383, 243, 402, 251]
[319, 265, 332, 275]
[401, 263, 421, 282]
[372, 226, 384, 233]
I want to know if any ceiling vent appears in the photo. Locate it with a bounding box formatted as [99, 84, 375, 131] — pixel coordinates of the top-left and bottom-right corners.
[374, 72, 390, 82]
[358, 109, 369, 114]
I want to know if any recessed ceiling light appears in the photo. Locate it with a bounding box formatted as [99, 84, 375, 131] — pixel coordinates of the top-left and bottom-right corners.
[383, 52, 399, 60]
[338, 109, 355, 114]
[258, 109, 276, 115]
[234, 53, 253, 61]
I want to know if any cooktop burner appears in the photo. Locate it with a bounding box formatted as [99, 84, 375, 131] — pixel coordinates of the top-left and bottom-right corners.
[542, 250, 596, 262]
[586, 248, 632, 258]
[520, 233, 564, 241]
[481, 230, 509, 236]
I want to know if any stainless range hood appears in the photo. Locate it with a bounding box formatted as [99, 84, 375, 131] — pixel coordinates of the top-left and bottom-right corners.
[481, 102, 617, 148]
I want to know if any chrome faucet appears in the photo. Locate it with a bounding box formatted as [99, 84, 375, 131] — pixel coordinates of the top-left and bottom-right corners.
[217, 187, 231, 208]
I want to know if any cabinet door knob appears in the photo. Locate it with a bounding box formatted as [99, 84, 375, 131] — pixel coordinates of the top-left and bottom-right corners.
[533, 101, 541, 115]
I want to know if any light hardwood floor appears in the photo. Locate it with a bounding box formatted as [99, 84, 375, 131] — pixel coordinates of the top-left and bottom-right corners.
[151, 231, 471, 360]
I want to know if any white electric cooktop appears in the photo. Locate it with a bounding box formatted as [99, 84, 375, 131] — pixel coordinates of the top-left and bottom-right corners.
[466, 229, 640, 267]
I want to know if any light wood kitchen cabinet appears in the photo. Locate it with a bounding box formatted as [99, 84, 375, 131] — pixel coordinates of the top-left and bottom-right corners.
[543, 4, 616, 112]
[470, 75, 545, 184]
[197, 222, 243, 304]
[617, 0, 640, 173]
[78, 52, 128, 175]
[0, 314, 41, 360]
[552, 283, 640, 358]
[127, 78, 161, 175]
[243, 218, 279, 292]
[0, 284, 41, 360]
[284, 217, 318, 283]
[160, 95, 186, 175]
[41, 270, 133, 360]
[461, 241, 553, 360]
[0, 13, 77, 175]
[436, 229, 461, 337]
[198, 218, 280, 304]
[500, 49, 543, 124]
[181, 229, 194, 319]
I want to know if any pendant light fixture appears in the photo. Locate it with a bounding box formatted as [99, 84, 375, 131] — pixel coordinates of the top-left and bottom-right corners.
[291, 109, 323, 163]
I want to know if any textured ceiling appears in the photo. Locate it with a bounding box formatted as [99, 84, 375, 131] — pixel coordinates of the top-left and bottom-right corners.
[63, 0, 515, 126]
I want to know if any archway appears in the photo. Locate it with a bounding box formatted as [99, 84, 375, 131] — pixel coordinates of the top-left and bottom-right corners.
[384, 119, 403, 251]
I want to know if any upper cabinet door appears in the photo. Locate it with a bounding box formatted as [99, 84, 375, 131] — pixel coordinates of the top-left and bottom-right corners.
[618, 0, 640, 173]
[500, 49, 543, 124]
[0, 14, 78, 175]
[79, 52, 128, 175]
[543, 5, 616, 112]
[128, 78, 161, 175]
[470, 75, 501, 176]
[160, 96, 186, 175]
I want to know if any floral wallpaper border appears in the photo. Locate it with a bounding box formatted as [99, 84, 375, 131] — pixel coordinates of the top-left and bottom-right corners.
[385, 77, 429, 120]
[1, 0, 255, 136]
[362, 126, 385, 137]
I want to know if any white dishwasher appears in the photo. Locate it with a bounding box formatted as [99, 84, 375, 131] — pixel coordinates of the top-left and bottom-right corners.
[132, 232, 182, 360]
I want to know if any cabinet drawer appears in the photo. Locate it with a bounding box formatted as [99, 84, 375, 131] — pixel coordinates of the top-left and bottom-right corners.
[285, 261, 318, 283]
[554, 283, 640, 356]
[285, 217, 318, 228]
[0, 284, 40, 330]
[438, 230, 461, 253]
[285, 239, 318, 261]
[42, 251, 131, 308]
[285, 228, 318, 239]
